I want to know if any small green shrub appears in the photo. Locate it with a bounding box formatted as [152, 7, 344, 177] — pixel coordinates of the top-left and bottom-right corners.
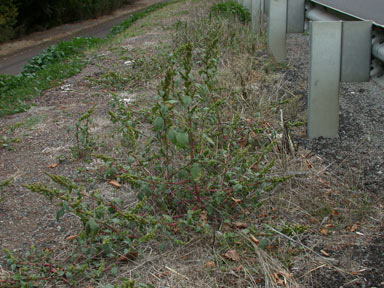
[1, 173, 158, 287]
[22, 37, 102, 76]
[210, 1, 251, 23]
[70, 105, 96, 160]
[0, 177, 13, 203]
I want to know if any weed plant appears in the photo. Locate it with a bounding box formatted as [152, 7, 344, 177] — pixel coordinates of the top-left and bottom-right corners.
[22, 37, 102, 77]
[1, 1, 293, 287]
[70, 105, 97, 160]
[210, 1, 251, 23]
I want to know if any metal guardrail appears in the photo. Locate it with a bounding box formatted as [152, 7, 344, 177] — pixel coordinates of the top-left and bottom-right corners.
[239, 0, 384, 138]
[241, 0, 384, 73]
[306, 0, 384, 76]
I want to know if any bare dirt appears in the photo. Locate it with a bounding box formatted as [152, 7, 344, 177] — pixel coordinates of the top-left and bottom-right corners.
[0, 1, 384, 287]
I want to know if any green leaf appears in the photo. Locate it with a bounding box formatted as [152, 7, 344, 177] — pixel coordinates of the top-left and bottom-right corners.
[190, 163, 202, 181]
[203, 133, 215, 145]
[153, 116, 164, 131]
[182, 96, 192, 107]
[233, 184, 243, 192]
[111, 266, 118, 275]
[259, 238, 268, 250]
[176, 132, 188, 148]
[167, 128, 177, 145]
[56, 207, 65, 221]
[166, 99, 179, 104]
[86, 218, 99, 237]
[65, 271, 73, 279]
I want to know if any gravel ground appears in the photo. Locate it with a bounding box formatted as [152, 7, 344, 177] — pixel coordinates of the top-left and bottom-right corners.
[286, 32, 384, 194]
[286, 32, 384, 287]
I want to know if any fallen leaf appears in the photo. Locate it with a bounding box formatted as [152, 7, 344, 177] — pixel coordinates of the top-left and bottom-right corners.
[233, 264, 243, 272]
[222, 222, 231, 232]
[319, 228, 329, 236]
[224, 249, 240, 262]
[205, 261, 215, 268]
[325, 223, 335, 228]
[350, 222, 359, 232]
[310, 217, 319, 224]
[320, 250, 330, 257]
[331, 210, 339, 216]
[66, 235, 78, 241]
[272, 273, 285, 285]
[231, 198, 242, 204]
[250, 234, 259, 245]
[118, 251, 138, 262]
[234, 221, 248, 229]
[318, 178, 330, 187]
[48, 163, 58, 169]
[200, 211, 208, 226]
[325, 189, 332, 196]
[108, 179, 121, 188]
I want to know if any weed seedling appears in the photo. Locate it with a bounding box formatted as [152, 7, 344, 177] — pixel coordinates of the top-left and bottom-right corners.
[70, 105, 96, 160]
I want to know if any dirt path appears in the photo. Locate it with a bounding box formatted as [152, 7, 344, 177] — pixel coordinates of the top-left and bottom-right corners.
[0, 0, 165, 75]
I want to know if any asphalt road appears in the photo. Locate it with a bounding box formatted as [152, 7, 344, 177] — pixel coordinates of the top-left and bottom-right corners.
[311, 0, 384, 27]
[0, 0, 162, 75]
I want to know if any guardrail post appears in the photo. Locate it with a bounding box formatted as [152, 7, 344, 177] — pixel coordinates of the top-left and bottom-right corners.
[251, 0, 264, 32]
[243, 0, 252, 10]
[267, 0, 287, 62]
[308, 21, 342, 139]
[287, 0, 305, 33]
[264, 0, 270, 16]
[341, 21, 372, 82]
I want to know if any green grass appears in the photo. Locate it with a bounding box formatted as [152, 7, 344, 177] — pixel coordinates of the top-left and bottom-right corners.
[0, 60, 85, 116]
[0, 0, 178, 117]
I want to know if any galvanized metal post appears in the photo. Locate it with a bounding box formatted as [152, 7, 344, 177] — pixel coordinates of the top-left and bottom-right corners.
[287, 0, 305, 33]
[264, 0, 270, 17]
[267, 0, 287, 62]
[308, 21, 342, 139]
[243, 0, 252, 11]
[251, 0, 264, 32]
[341, 21, 372, 82]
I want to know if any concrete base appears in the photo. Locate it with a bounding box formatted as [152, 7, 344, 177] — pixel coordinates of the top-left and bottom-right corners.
[267, 0, 287, 62]
[308, 21, 342, 139]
